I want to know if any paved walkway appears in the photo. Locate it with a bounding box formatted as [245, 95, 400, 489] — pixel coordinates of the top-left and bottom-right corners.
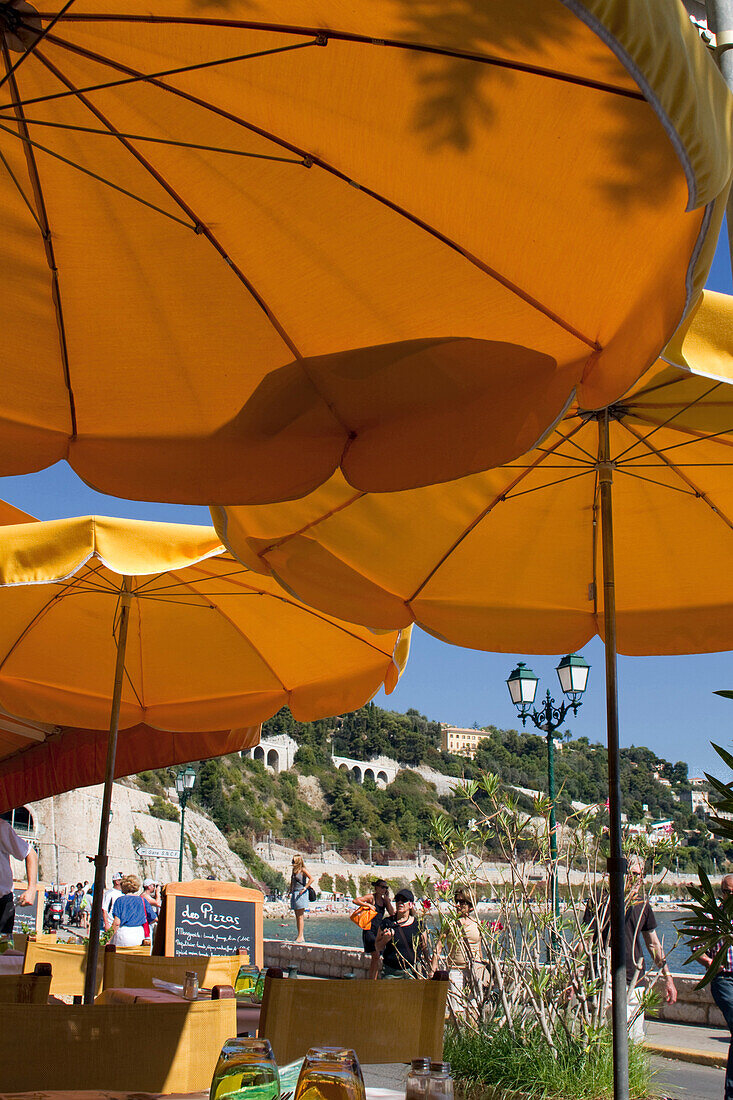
[646, 1018, 730, 1068]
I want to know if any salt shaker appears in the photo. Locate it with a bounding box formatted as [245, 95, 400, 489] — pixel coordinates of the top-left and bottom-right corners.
[183, 970, 199, 1000]
[427, 1062, 453, 1100]
[405, 1058, 431, 1100]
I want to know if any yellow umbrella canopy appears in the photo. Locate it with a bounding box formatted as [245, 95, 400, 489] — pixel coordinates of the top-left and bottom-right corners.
[0, 514, 409, 730]
[0, 501, 259, 810]
[0, 0, 729, 502]
[0, 512, 409, 1001]
[214, 289, 733, 656]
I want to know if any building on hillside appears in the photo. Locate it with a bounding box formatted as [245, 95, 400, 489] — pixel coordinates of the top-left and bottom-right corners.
[685, 786, 733, 822]
[441, 725, 487, 758]
[331, 753, 401, 788]
[245, 733, 298, 774]
[648, 818, 674, 841]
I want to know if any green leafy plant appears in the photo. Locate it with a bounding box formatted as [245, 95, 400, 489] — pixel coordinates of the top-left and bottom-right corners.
[148, 795, 180, 822]
[410, 773, 670, 1098]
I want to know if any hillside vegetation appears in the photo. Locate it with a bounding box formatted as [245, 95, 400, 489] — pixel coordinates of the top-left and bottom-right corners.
[133, 702, 730, 889]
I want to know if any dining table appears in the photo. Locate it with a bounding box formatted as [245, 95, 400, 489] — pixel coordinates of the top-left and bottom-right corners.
[96, 986, 262, 1035]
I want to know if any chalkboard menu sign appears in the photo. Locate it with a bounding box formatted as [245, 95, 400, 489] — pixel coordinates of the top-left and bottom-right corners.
[159, 881, 263, 965]
[12, 883, 45, 935]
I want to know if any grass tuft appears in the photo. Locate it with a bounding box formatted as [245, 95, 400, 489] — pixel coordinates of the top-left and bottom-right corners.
[444, 1022, 657, 1100]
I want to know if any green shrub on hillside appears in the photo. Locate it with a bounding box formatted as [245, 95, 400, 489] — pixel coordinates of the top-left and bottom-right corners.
[149, 795, 180, 822]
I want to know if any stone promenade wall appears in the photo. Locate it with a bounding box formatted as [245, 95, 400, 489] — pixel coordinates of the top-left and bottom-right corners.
[264, 939, 371, 978]
[653, 972, 726, 1028]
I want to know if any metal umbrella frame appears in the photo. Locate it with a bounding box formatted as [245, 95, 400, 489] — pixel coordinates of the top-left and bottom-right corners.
[0, 0, 728, 505]
[214, 292, 733, 1100]
[0, 515, 409, 1003]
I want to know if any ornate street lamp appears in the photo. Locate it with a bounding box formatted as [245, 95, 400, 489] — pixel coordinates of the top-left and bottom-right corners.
[506, 654, 590, 925]
[175, 765, 197, 881]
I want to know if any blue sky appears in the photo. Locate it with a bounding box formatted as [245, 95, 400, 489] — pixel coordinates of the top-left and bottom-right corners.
[2, 226, 733, 779]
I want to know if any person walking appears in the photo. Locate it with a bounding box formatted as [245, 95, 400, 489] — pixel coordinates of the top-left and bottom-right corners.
[110, 874, 156, 947]
[583, 854, 677, 1041]
[370, 889, 429, 979]
[289, 856, 313, 944]
[430, 890, 484, 1011]
[355, 878, 395, 956]
[140, 879, 161, 942]
[699, 874, 733, 1100]
[0, 817, 37, 935]
[101, 871, 124, 932]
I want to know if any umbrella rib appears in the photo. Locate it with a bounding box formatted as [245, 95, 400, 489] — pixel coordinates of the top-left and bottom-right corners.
[0, 0, 76, 91]
[0, 36, 77, 440]
[0, 36, 321, 113]
[0, 588, 64, 676]
[41, 30, 601, 352]
[28, 13, 645, 100]
[0, 142, 42, 229]
[0, 118, 195, 229]
[501, 468, 595, 501]
[613, 467, 700, 496]
[613, 381, 723, 463]
[618, 412, 733, 458]
[406, 420, 589, 603]
[618, 421, 733, 533]
[160, 568, 292, 694]
[34, 47, 306, 366]
[135, 567, 265, 595]
[183, 560, 399, 659]
[260, 491, 367, 555]
[0, 113, 306, 162]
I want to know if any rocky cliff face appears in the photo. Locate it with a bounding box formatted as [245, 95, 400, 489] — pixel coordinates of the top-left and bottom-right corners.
[20, 782, 250, 888]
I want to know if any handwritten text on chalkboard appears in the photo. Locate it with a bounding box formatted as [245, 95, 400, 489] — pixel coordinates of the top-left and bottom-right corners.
[172, 894, 256, 957]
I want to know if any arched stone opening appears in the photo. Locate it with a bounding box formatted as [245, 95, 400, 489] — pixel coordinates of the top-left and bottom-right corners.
[339, 763, 349, 772]
[253, 746, 265, 763]
[351, 766, 362, 783]
[267, 748, 280, 773]
[377, 771, 389, 787]
[364, 768, 375, 782]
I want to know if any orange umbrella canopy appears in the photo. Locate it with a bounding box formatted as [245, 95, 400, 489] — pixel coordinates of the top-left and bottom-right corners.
[214, 290, 733, 657]
[0, 513, 409, 807]
[0, 0, 729, 502]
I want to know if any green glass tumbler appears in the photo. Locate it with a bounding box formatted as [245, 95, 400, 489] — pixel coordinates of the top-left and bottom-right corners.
[209, 1037, 280, 1100]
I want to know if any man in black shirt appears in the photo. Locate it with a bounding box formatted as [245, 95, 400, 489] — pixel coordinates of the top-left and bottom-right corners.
[370, 889, 429, 979]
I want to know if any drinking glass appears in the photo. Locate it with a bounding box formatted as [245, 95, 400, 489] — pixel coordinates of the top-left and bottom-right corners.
[235, 964, 260, 1000]
[209, 1038, 280, 1100]
[294, 1047, 365, 1100]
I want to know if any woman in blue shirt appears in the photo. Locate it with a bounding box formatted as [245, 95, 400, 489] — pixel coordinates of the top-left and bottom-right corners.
[111, 874, 156, 946]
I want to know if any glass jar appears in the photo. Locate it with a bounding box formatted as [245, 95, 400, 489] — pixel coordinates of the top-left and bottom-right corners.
[294, 1047, 365, 1100]
[427, 1062, 453, 1100]
[235, 964, 260, 1000]
[183, 971, 199, 1001]
[251, 971, 266, 1004]
[405, 1058, 431, 1100]
[209, 1037, 280, 1100]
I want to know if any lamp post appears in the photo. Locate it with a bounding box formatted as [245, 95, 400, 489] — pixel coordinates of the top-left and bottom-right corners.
[506, 654, 590, 925]
[175, 765, 197, 881]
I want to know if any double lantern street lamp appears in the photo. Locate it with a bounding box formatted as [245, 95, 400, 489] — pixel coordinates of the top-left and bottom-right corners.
[175, 765, 197, 881]
[506, 654, 590, 924]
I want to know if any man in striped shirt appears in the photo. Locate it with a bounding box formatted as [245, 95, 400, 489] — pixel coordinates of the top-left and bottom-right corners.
[700, 874, 733, 1100]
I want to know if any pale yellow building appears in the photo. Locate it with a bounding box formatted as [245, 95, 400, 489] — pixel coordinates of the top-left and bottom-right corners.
[441, 725, 487, 758]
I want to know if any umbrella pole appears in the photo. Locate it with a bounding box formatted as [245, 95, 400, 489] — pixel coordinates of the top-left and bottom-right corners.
[598, 412, 629, 1100]
[83, 576, 133, 1005]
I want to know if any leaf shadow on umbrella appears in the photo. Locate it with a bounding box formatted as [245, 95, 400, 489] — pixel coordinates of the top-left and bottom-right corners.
[389, 0, 684, 208]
